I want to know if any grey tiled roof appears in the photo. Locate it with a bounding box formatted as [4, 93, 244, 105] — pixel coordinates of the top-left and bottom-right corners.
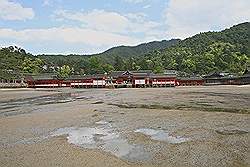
[149, 73, 176, 78]
[177, 77, 203, 80]
[26, 74, 57, 80]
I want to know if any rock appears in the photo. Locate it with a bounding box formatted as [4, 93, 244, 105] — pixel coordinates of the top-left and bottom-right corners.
[91, 101, 104, 104]
[92, 114, 98, 117]
[215, 129, 248, 135]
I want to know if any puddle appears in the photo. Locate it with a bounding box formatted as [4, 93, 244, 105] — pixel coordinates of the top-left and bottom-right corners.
[52, 127, 108, 148]
[102, 136, 135, 157]
[135, 128, 189, 144]
[51, 120, 151, 162]
[95, 120, 109, 125]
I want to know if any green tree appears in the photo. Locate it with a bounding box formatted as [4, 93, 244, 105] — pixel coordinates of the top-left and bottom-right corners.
[89, 57, 103, 74]
[57, 65, 72, 78]
[113, 56, 124, 70]
[102, 64, 114, 73]
[22, 57, 44, 74]
[152, 56, 164, 73]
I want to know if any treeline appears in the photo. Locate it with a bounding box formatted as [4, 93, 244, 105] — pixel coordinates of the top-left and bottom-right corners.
[37, 39, 180, 75]
[0, 46, 45, 79]
[0, 22, 249, 79]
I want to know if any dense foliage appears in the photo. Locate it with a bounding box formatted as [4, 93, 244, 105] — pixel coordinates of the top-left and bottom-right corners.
[134, 22, 250, 75]
[57, 65, 73, 79]
[0, 22, 249, 79]
[37, 39, 180, 74]
[0, 46, 44, 79]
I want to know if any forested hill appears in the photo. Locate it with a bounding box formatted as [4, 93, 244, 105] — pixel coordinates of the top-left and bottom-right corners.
[0, 22, 249, 79]
[144, 22, 250, 75]
[38, 38, 180, 67]
[178, 22, 250, 55]
[93, 39, 180, 59]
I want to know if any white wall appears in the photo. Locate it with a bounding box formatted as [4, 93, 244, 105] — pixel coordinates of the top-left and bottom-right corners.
[93, 80, 106, 86]
[135, 79, 145, 85]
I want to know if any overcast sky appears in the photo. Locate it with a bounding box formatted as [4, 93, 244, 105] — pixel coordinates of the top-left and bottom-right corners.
[0, 0, 249, 55]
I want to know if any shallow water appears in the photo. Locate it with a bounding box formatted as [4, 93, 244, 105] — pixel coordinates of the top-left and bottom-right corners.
[135, 128, 189, 144]
[50, 122, 190, 161]
[51, 120, 151, 162]
[52, 127, 101, 148]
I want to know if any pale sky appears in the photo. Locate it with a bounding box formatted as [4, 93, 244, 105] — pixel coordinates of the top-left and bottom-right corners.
[0, 0, 249, 54]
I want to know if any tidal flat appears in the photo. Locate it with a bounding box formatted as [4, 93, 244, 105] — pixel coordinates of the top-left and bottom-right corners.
[0, 86, 249, 167]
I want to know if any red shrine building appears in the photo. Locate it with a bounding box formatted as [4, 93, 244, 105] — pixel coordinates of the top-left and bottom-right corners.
[26, 70, 179, 88]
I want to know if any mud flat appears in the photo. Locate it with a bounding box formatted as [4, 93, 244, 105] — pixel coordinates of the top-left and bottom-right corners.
[0, 86, 249, 167]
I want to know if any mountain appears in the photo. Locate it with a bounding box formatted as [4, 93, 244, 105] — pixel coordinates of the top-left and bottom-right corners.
[38, 39, 180, 69]
[144, 22, 250, 74]
[93, 39, 180, 60]
[177, 22, 250, 55]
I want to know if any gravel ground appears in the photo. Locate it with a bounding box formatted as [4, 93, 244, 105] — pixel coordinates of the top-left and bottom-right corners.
[0, 85, 249, 167]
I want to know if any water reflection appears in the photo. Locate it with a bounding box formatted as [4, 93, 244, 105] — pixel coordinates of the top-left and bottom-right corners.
[135, 128, 189, 144]
[51, 120, 151, 162]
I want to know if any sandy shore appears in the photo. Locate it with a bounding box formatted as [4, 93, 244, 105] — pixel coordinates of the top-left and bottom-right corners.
[0, 86, 249, 167]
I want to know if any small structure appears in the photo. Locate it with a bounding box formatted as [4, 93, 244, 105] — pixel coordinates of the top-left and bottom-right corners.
[203, 72, 225, 85]
[132, 70, 152, 88]
[150, 73, 176, 87]
[176, 77, 204, 86]
[26, 74, 107, 88]
[25, 74, 59, 88]
[0, 70, 26, 88]
[109, 71, 133, 88]
[238, 68, 250, 85]
[203, 70, 250, 85]
[65, 75, 93, 88]
[67, 74, 107, 88]
[109, 70, 176, 88]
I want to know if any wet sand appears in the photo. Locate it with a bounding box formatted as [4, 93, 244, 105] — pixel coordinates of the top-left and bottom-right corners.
[0, 86, 249, 167]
